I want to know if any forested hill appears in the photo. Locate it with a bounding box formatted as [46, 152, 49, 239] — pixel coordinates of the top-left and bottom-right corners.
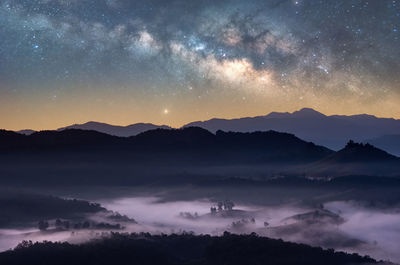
[0, 127, 332, 164]
[0, 233, 377, 265]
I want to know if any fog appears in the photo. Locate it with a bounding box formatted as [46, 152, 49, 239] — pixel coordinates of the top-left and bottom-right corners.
[97, 197, 400, 263]
[325, 201, 400, 263]
[1, 194, 399, 263]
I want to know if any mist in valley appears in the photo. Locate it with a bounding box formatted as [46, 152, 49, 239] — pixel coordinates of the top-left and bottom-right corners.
[1, 185, 399, 263]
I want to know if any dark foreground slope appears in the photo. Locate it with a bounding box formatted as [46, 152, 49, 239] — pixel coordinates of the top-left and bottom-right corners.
[0, 233, 377, 265]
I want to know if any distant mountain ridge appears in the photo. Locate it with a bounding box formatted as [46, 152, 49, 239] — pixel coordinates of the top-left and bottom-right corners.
[57, 121, 171, 137]
[8, 108, 400, 155]
[184, 108, 400, 151]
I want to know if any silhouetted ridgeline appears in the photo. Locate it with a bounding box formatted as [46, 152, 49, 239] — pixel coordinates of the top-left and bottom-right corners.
[15, 108, 400, 154]
[0, 127, 333, 163]
[0, 127, 399, 185]
[0, 233, 378, 265]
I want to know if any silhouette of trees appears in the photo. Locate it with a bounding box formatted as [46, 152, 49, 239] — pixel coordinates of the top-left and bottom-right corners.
[210, 206, 217, 214]
[55, 219, 70, 230]
[231, 218, 256, 229]
[211, 200, 235, 214]
[223, 200, 235, 211]
[38, 220, 49, 231]
[179, 212, 199, 220]
[217, 202, 223, 211]
[0, 233, 376, 265]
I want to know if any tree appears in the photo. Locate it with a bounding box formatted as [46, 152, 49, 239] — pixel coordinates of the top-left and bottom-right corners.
[224, 200, 235, 211]
[63, 220, 70, 229]
[210, 207, 217, 214]
[38, 220, 49, 231]
[55, 219, 63, 228]
[82, 221, 90, 229]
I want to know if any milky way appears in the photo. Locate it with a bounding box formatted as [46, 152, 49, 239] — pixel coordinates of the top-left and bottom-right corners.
[0, 0, 399, 130]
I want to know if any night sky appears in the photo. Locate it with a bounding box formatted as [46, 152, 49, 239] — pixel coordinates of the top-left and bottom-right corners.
[0, 0, 399, 130]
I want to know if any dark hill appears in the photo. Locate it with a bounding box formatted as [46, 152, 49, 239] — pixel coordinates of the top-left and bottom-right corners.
[322, 140, 398, 163]
[0, 127, 332, 164]
[0, 129, 121, 151]
[303, 141, 400, 177]
[132, 126, 216, 148]
[0, 233, 377, 265]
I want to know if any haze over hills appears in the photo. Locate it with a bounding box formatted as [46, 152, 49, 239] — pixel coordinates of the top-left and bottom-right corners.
[185, 108, 400, 151]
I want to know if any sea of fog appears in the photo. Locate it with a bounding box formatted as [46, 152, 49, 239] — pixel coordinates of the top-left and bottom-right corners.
[0, 196, 399, 263]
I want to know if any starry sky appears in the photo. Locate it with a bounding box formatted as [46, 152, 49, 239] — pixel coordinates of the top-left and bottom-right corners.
[0, 0, 399, 130]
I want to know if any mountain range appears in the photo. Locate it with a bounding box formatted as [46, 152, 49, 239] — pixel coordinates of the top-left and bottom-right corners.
[185, 108, 400, 154]
[0, 126, 399, 186]
[15, 108, 400, 155]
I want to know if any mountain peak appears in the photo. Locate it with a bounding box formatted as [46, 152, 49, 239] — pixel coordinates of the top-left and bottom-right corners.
[292, 108, 325, 117]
